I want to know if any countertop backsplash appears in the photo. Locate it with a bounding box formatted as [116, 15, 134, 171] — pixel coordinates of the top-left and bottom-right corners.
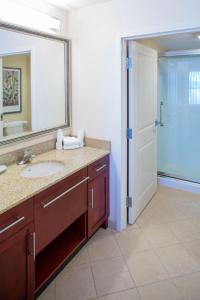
[0, 136, 111, 166]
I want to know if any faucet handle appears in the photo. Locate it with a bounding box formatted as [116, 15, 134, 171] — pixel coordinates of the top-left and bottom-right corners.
[24, 149, 34, 157]
[17, 149, 35, 165]
[24, 149, 33, 156]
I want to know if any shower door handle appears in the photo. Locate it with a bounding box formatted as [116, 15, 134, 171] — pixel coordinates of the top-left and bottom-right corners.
[159, 101, 164, 127]
[155, 101, 164, 127]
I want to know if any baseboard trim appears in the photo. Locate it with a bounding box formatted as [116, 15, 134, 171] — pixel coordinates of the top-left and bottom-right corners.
[158, 176, 200, 195]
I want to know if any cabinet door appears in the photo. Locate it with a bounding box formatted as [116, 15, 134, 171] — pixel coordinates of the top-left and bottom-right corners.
[88, 167, 109, 237]
[0, 223, 35, 300]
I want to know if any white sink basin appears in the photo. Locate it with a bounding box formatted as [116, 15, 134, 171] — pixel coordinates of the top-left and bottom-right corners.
[21, 161, 65, 178]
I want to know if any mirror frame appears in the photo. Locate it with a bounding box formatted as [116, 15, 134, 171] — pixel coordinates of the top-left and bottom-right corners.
[0, 21, 71, 146]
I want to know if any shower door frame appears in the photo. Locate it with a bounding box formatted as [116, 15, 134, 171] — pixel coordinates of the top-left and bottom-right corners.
[121, 26, 200, 227]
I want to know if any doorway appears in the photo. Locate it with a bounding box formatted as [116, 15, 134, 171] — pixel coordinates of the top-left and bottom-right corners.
[124, 29, 200, 225]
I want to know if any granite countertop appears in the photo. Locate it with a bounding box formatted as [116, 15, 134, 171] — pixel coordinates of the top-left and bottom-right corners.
[0, 147, 109, 215]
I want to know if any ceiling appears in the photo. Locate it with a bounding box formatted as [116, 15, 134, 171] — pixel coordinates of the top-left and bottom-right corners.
[44, 0, 111, 10]
[141, 32, 200, 52]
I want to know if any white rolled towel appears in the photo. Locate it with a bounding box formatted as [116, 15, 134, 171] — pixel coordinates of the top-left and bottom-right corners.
[63, 129, 85, 150]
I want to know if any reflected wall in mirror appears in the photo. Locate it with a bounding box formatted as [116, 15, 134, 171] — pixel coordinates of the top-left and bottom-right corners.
[0, 26, 69, 143]
[1, 53, 31, 137]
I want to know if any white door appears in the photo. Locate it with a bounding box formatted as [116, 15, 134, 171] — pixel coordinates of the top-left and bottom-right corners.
[0, 57, 3, 139]
[128, 41, 157, 224]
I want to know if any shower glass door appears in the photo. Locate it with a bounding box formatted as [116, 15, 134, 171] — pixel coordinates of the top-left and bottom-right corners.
[157, 55, 200, 182]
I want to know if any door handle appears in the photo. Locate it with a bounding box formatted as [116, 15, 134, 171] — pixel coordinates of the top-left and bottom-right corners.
[155, 101, 164, 127]
[28, 232, 35, 260]
[33, 232, 35, 260]
[89, 188, 94, 208]
[160, 101, 164, 126]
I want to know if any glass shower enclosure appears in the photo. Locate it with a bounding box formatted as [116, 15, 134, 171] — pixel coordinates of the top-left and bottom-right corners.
[157, 54, 200, 183]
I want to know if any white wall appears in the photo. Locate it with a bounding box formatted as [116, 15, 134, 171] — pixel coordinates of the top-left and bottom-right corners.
[67, 0, 200, 230]
[68, 2, 121, 229]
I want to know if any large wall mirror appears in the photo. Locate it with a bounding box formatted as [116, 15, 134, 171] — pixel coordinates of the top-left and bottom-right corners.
[0, 24, 70, 145]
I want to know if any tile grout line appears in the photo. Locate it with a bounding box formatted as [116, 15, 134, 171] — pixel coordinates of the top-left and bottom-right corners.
[87, 247, 99, 299]
[54, 279, 57, 300]
[152, 241, 200, 278]
[94, 231, 140, 299]
[113, 231, 138, 289]
[97, 287, 142, 300]
[167, 277, 185, 300]
[126, 227, 200, 288]
[115, 226, 175, 298]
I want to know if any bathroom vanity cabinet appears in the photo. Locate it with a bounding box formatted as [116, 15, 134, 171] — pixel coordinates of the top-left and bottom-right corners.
[88, 155, 109, 237]
[0, 199, 35, 300]
[0, 154, 109, 300]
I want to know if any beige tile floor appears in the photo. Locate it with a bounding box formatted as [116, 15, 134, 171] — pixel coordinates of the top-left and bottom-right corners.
[38, 185, 200, 300]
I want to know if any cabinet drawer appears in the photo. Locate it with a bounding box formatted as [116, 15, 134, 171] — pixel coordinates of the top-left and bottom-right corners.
[88, 155, 109, 181]
[0, 199, 34, 243]
[34, 168, 88, 254]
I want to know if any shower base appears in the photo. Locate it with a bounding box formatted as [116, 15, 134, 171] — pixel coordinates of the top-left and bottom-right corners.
[158, 172, 200, 195]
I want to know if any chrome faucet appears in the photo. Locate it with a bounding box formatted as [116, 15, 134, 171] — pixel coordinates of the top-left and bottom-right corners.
[18, 149, 35, 165]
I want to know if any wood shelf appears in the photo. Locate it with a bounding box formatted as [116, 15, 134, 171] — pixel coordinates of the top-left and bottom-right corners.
[35, 213, 86, 292]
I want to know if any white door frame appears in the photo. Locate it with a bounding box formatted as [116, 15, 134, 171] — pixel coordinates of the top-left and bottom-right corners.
[121, 26, 200, 229]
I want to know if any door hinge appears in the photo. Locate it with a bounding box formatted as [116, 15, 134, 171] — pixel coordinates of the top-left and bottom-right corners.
[127, 128, 133, 140]
[126, 57, 132, 69]
[126, 196, 133, 208]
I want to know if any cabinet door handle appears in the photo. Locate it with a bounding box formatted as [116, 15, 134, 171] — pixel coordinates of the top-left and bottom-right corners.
[32, 232, 35, 260]
[0, 216, 25, 234]
[28, 232, 35, 260]
[89, 188, 94, 208]
[41, 176, 90, 209]
[96, 164, 107, 172]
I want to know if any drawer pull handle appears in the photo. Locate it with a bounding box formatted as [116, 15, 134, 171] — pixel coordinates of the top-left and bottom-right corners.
[96, 164, 107, 172]
[0, 216, 25, 234]
[89, 188, 94, 208]
[41, 176, 90, 209]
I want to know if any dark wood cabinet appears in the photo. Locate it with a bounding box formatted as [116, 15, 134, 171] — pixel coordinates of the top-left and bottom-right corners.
[88, 156, 109, 237]
[0, 223, 35, 300]
[34, 168, 88, 254]
[0, 154, 109, 299]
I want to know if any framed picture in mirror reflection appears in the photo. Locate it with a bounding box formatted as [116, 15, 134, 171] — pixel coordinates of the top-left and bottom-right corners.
[3, 67, 22, 114]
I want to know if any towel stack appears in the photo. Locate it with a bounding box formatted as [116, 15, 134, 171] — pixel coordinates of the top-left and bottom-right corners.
[56, 129, 85, 150]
